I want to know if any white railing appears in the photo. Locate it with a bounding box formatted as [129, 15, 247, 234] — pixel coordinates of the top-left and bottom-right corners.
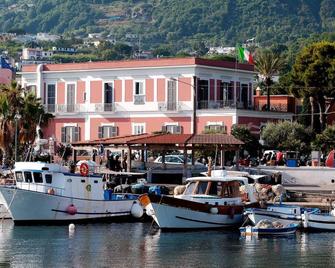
[44, 103, 116, 114]
[134, 95, 145, 105]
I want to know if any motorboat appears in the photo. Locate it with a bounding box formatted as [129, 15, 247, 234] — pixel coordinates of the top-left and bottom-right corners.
[139, 170, 250, 230]
[302, 209, 335, 230]
[245, 204, 320, 227]
[240, 220, 299, 236]
[0, 162, 144, 224]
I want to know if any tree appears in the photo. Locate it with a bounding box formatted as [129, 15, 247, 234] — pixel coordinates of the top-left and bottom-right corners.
[261, 121, 313, 154]
[254, 49, 285, 111]
[312, 125, 335, 154]
[231, 125, 260, 157]
[0, 81, 53, 164]
[291, 41, 335, 131]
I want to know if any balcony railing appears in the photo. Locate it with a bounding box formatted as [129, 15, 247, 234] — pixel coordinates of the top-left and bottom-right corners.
[134, 95, 145, 105]
[44, 103, 115, 114]
[197, 100, 253, 110]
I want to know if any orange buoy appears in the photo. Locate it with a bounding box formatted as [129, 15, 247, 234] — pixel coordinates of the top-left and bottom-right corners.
[138, 194, 151, 207]
[47, 188, 55, 195]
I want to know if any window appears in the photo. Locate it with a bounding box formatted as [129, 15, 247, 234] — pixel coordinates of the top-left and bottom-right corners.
[45, 174, 52, 184]
[162, 125, 182, 134]
[134, 81, 145, 104]
[184, 182, 196, 195]
[66, 84, 75, 112]
[219, 82, 233, 104]
[104, 83, 114, 111]
[47, 84, 56, 112]
[33, 172, 43, 183]
[133, 123, 145, 135]
[15, 172, 23, 182]
[61, 126, 80, 143]
[204, 123, 226, 133]
[196, 181, 208, 194]
[98, 126, 118, 138]
[24, 171, 33, 183]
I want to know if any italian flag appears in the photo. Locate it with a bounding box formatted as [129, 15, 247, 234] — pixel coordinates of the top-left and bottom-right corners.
[237, 46, 254, 64]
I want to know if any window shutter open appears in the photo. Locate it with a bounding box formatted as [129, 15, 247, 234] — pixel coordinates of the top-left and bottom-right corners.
[111, 126, 118, 137]
[175, 125, 182, 134]
[161, 126, 167, 132]
[61, 127, 66, 143]
[74, 127, 80, 142]
[205, 125, 210, 131]
[98, 126, 103, 139]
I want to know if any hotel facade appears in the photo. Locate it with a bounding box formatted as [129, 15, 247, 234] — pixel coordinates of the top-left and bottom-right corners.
[20, 57, 292, 144]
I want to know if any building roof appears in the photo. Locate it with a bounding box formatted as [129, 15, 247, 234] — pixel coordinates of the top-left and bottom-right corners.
[21, 57, 254, 73]
[72, 133, 244, 148]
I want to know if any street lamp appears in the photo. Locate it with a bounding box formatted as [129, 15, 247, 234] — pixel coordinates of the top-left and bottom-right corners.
[14, 113, 21, 163]
[170, 76, 197, 134]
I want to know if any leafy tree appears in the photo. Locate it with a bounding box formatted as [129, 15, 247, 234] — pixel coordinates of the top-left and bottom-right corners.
[291, 41, 335, 131]
[254, 49, 285, 111]
[231, 125, 260, 157]
[0, 81, 53, 164]
[312, 125, 335, 154]
[261, 121, 313, 154]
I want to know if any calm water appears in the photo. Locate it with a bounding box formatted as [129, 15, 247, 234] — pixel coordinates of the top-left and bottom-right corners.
[0, 220, 334, 267]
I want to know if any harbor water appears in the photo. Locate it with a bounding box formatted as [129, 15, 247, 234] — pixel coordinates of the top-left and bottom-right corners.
[0, 220, 334, 267]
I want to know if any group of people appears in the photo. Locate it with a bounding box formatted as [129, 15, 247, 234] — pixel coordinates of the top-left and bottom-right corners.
[106, 154, 127, 172]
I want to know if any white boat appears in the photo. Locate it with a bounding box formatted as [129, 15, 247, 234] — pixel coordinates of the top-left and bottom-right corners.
[139, 170, 251, 230]
[0, 162, 144, 224]
[302, 210, 335, 230]
[246, 205, 320, 226]
[240, 221, 299, 236]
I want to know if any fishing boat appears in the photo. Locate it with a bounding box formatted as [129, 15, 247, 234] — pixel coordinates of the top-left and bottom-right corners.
[302, 209, 335, 230]
[245, 204, 319, 226]
[0, 162, 144, 224]
[240, 220, 299, 236]
[139, 170, 251, 230]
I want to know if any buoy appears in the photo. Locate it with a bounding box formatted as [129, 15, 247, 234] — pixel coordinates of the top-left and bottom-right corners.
[47, 188, 55, 195]
[79, 163, 89, 176]
[138, 194, 151, 207]
[69, 223, 75, 232]
[130, 202, 144, 218]
[210, 207, 218, 214]
[66, 204, 77, 215]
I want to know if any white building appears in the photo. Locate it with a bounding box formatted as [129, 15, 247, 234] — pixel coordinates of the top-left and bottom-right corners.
[22, 48, 53, 60]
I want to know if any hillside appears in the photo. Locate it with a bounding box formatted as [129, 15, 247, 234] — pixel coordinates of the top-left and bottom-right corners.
[0, 0, 334, 49]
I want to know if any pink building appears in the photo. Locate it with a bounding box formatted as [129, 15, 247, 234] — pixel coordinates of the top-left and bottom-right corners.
[20, 57, 292, 143]
[0, 68, 13, 85]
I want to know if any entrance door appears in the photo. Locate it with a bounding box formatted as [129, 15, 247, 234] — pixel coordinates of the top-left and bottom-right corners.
[104, 83, 114, 111]
[67, 84, 75, 112]
[197, 80, 209, 109]
[167, 80, 177, 111]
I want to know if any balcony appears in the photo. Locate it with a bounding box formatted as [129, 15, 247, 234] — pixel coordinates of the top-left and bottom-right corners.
[44, 103, 115, 114]
[197, 100, 253, 110]
[134, 95, 145, 105]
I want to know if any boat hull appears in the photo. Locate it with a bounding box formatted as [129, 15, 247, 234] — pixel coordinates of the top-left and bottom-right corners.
[143, 195, 243, 229]
[302, 213, 335, 230]
[240, 224, 298, 236]
[0, 186, 139, 223]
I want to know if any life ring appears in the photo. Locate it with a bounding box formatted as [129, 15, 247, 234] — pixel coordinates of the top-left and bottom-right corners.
[80, 163, 89, 176]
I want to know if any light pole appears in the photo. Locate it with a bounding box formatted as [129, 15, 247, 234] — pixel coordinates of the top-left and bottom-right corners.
[170, 76, 197, 134]
[14, 113, 21, 163]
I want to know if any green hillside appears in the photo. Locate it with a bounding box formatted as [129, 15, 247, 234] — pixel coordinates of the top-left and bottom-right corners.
[0, 0, 334, 49]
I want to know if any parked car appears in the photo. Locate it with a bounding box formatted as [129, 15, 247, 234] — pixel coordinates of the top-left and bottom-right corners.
[154, 155, 204, 166]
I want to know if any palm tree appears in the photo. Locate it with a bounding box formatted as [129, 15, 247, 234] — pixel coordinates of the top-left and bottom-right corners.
[0, 81, 53, 164]
[254, 50, 285, 111]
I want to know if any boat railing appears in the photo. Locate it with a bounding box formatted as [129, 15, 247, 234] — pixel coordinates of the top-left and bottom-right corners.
[16, 182, 65, 196]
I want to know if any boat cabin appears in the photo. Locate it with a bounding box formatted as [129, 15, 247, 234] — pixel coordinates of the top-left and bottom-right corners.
[180, 177, 243, 205]
[14, 162, 105, 200]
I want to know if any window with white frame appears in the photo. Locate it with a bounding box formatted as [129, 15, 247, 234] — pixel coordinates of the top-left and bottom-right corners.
[162, 124, 182, 134]
[61, 126, 80, 143]
[98, 125, 118, 138]
[134, 81, 145, 104]
[204, 122, 227, 133]
[47, 84, 56, 113]
[133, 123, 145, 135]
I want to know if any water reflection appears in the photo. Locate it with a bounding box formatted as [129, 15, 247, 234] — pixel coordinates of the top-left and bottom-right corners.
[0, 221, 334, 267]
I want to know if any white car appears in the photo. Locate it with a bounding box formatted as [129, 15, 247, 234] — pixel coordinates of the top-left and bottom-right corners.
[154, 155, 203, 166]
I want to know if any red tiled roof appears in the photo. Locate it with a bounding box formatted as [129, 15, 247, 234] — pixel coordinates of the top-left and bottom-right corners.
[187, 134, 244, 145]
[21, 57, 254, 72]
[127, 134, 193, 145]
